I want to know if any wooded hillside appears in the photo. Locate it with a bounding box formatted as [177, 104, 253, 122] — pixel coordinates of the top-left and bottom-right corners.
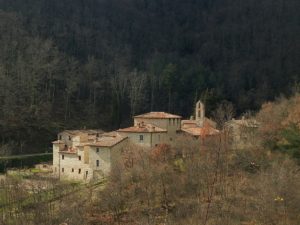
[0, 0, 299, 154]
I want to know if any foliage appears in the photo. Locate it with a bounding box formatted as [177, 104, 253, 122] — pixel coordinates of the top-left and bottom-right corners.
[257, 95, 300, 162]
[278, 124, 300, 162]
[0, 0, 298, 153]
[93, 136, 300, 225]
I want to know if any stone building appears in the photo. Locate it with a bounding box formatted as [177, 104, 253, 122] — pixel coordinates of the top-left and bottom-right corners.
[118, 112, 182, 146]
[117, 123, 167, 148]
[181, 100, 219, 138]
[52, 130, 127, 181]
[52, 104, 220, 181]
[226, 118, 259, 149]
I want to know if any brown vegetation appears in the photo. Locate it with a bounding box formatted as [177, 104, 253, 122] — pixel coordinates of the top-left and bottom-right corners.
[90, 133, 300, 225]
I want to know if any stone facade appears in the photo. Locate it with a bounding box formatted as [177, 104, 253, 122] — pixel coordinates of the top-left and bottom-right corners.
[226, 118, 259, 149]
[53, 131, 127, 181]
[119, 112, 182, 146]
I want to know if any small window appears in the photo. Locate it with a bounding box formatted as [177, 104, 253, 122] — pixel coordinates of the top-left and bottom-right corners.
[96, 160, 99, 167]
[72, 168, 74, 172]
[169, 118, 171, 125]
[59, 135, 62, 140]
[68, 136, 71, 141]
[78, 169, 81, 174]
[139, 135, 144, 141]
[96, 133, 100, 137]
[173, 118, 175, 125]
[78, 156, 81, 161]
[170, 137, 173, 141]
[62, 155, 64, 160]
[62, 168, 64, 173]
[96, 148, 99, 153]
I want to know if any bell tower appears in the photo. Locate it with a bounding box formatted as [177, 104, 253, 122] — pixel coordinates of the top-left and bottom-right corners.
[195, 100, 205, 124]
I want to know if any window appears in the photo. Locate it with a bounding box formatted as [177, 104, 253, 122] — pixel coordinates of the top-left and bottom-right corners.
[62, 155, 64, 160]
[59, 135, 62, 140]
[96, 148, 99, 153]
[68, 136, 71, 141]
[78, 156, 81, 161]
[139, 135, 144, 142]
[62, 168, 64, 173]
[96, 160, 99, 167]
[72, 168, 74, 172]
[169, 118, 171, 125]
[173, 118, 175, 125]
[78, 169, 81, 174]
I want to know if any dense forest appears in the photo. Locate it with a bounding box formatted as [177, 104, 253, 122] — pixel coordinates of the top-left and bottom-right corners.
[0, 0, 299, 154]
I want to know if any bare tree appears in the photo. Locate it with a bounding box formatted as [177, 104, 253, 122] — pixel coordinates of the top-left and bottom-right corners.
[128, 69, 146, 117]
[213, 101, 235, 130]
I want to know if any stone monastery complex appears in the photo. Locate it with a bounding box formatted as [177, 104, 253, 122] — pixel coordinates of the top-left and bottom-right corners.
[52, 101, 219, 181]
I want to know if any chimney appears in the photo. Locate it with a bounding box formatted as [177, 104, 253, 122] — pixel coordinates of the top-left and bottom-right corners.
[150, 126, 155, 132]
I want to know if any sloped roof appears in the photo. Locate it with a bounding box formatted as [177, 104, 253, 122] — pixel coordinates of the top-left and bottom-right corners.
[182, 127, 219, 137]
[181, 117, 217, 129]
[77, 132, 128, 148]
[134, 112, 182, 119]
[117, 123, 167, 133]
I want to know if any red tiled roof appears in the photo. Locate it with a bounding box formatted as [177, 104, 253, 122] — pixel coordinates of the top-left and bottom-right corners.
[77, 132, 128, 148]
[117, 123, 167, 133]
[182, 127, 219, 137]
[181, 118, 217, 129]
[134, 112, 182, 119]
[59, 146, 78, 154]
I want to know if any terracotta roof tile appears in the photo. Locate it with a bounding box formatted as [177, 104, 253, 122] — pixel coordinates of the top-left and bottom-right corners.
[182, 127, 219, 137]
[59, 146, 78, 154]
[117, 123, 167, 133]
[77, 132, 128, 148]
